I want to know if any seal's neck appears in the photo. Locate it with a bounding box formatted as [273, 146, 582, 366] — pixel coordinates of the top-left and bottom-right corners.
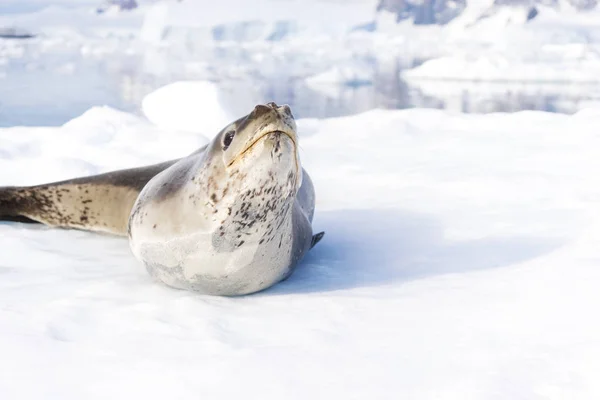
[211, 174, 297, 252]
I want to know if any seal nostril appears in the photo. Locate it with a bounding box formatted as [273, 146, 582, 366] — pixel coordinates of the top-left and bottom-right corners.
[266, 102, 278, 109]
[252, 104, 272, 118]
[281, 105, 293, 118]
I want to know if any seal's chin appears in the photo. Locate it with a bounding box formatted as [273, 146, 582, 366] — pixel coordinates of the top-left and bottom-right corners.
[226, 130, 299, 170]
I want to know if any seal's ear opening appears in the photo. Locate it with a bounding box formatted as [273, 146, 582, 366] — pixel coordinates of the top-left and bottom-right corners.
[310, 231, 325, 249]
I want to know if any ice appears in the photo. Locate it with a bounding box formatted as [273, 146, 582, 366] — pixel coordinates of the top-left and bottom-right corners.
[139, 0, 378, 43]
[305, 64, 373, 87]
[403, 54, 600, 82]
[2, 99, 600, 398]
[138, 1, 169, 44]
[400, 5, 600, 82]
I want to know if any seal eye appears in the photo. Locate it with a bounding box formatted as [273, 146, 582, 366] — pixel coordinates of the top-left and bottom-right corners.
[223, 130, 235, 150]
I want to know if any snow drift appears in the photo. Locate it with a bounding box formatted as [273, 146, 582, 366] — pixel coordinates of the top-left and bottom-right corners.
[141, 80, 235, 137]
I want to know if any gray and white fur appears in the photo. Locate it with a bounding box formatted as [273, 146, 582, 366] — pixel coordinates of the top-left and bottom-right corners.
[0, 102, 323, 295]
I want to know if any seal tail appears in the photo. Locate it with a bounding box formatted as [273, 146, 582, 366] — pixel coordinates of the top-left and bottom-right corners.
[0, 182, 137, 235]
[0, 159, 179, 236]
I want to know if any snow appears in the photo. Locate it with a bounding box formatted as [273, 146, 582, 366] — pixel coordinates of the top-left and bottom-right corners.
[0, 105, 209, 186]
[401, 6, 600, 83]
[141, 81, 235, 137]
[2, 86, 600, 397]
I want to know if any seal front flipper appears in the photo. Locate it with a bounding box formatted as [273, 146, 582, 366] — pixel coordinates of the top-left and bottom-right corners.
[310, 231, 325, 249]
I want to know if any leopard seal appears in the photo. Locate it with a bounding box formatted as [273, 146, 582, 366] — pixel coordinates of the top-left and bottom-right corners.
[0, 102, 324, 295]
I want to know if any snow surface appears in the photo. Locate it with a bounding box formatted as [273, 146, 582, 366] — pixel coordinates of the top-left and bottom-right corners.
[141, 81, 235, 137]
[2, 81, 600, 398]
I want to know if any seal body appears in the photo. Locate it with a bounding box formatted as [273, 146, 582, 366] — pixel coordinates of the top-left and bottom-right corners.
[0, 102, 323, 296]
[128, 103, 316, 295]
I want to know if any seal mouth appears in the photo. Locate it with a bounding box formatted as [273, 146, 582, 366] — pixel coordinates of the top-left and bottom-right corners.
[226, 129, 298, 170]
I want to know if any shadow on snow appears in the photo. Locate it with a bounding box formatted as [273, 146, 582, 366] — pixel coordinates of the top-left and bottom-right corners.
[266, 208, 564, 295]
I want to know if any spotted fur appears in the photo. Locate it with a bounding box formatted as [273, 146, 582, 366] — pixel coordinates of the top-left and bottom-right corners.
[0, 160, 177, 235]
